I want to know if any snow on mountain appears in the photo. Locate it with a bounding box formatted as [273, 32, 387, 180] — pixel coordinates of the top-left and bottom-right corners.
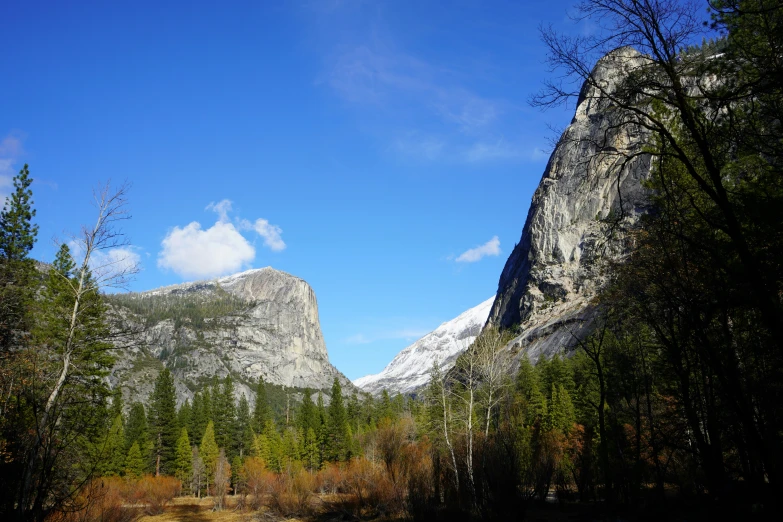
[353, 297, 495, 395]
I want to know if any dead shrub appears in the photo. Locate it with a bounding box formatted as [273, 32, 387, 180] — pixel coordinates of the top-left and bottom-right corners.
[334, 458, 398, 518]
[134, 475, 181, 515]
[212, 450, 231, 511]
[315, 462, 345, 494]
[47, 477, 140, 522]
[269, 465, 316, 517]
[405, 441, 436, 521]
[241, 457, 275, 510]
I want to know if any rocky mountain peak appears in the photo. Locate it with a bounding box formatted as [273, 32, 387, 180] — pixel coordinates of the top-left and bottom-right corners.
[108, 266, 349, 406]
[487, 48, 651, 362]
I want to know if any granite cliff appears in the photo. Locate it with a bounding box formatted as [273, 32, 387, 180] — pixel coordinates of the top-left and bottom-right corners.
[107, 267, 350, 405]
[487, 48, 651, 362]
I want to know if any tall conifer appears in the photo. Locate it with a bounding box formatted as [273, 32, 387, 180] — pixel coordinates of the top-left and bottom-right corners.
[253, 377, 269, 434]
[325, 378, 348, 462]
[175, 428, 193, 487]
[150, 368, 178, 475]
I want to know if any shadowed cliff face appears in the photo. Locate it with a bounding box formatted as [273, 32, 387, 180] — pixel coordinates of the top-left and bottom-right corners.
[108, 267, 350, 405]
[488, 48, 652, 362]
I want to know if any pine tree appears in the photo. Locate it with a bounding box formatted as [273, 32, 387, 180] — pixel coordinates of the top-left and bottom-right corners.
[109, 388, 124, 422]
[190, 392, 206, 442]
[100, 414, 126, 476]
[544, 384, 576, 434]
[175, 428, 193, 488]
[214, 375, 236, 452]
[265, 422, 283, 473]
[149, 368, 178, 475]
[281, 428, 300, 468]
[231, 455, 243, 496]
[177, 400, 193, 435]
[297, 388, 319, 435]
[0, 164, 38, 262]
[516, 357, 546, 426]
[252, 377, 269, 434]
[125, 402, 150, 452]
[200, 420, 219, 492]
[316, 392, 328, 465]
[346, 393, 360, 432]
[379, 389, 393, 421]
[235, 394, 253, 458]
[253, 432, 271, 464]
[325, 378, 348, 462]
[303, 427, 320, 471]
[203, 388, 213, 430]
[125, 441, 145, 478]
[0, 164, 38, 350]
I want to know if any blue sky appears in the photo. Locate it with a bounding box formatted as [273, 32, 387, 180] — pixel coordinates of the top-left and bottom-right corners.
[1, 0, 580, 380]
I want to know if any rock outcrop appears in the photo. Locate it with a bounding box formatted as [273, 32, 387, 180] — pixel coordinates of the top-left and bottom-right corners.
[108, 267, 350, 405]
[354, 297, 494, 395]
[487, 48, 652, 363]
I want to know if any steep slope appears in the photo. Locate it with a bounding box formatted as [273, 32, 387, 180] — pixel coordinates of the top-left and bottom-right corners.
[354, 297, 494, 395]
[108, 267, 350, 405]
[487, 48, 651, 362]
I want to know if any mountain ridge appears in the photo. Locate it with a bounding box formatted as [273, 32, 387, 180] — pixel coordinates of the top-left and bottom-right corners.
[354, 297, 494, 395]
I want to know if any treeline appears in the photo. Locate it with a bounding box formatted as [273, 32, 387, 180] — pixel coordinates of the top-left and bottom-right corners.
[106, 289, 253, 329]
[104, 371, 412, 485]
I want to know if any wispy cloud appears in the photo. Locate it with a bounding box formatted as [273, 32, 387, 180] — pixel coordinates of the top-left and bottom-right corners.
[328, 45, 501, 133]
[159, 199, 286, 280]
[464, 139, 524, 163]
[344, 327, 431, 345]
[319, 23, 532, 164]
[456, 236, 501, 263]
[253, 219, 286, 252]
[0, 133, 24, 202]
[66, 240, 142, 290]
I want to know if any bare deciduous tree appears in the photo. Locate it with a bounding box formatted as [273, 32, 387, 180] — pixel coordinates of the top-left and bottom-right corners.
[212, 450, 231, 510]
[17, 182, 137, 522]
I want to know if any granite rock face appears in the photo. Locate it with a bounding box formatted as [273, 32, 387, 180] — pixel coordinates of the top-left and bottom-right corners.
[487, 48, 652, 363]
[109, 267, 351, 406]
[354, 297, 494, 396]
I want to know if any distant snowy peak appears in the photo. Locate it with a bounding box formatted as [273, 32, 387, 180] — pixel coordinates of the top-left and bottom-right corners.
[354, 297, 495, 395]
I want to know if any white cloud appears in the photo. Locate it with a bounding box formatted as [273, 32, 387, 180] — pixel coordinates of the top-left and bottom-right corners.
[91, 247, 142, 275]
[159, 200, 286, 280]
[253, 218, 286, 252]
[456, 236, 501, 263]
[158, 220, 255, 279]
[66, 241, 142, 290]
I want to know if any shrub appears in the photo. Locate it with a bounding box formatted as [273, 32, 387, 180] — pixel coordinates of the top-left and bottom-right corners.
[134, 475, 181, 515]
[47, 477, 140, 522]
[337, 458, 398, 518]
[269, 465, 316, 517]
[315, 463, 345, 494]
[241, 457, 275, 510]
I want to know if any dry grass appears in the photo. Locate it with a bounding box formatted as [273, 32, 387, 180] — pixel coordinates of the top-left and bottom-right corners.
[136, 497, 256, 522]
